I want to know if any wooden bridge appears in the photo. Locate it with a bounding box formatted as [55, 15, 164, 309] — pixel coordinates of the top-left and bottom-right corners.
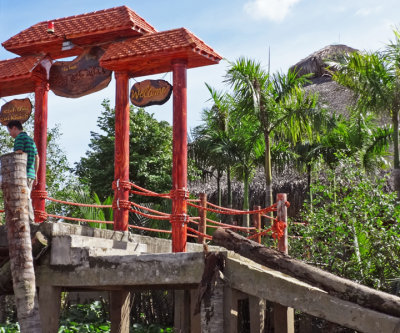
[1, 154, 400, 333]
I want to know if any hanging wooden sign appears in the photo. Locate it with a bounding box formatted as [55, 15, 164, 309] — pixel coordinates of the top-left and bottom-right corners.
[0, 98, 32, 125]
[130, 79, 172, 107]
[49, 46, 112, 98]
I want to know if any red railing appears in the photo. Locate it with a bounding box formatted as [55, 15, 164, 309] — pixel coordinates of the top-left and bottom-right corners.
[27, 182, 298, 251]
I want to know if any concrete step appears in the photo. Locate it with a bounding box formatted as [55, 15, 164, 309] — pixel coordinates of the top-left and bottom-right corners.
[51, 234, 147, 265]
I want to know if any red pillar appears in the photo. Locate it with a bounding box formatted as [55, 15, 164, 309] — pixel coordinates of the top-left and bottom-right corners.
[113, 71, 130, 231]
[32, 79, 49, 222]
[171, 60, 188, 252]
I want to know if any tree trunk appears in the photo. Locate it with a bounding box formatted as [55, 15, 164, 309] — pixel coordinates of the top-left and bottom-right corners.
[227, 165, 233, 223]
[307, 163, 313, 212]
[242, 170, 250, 228]
[1, 153, 42, 332]
[227, 165, 232, 207]
[216, 169, 222, 207]
[392, 110, 400, 199]
[264, 133, 273, 209]
[212, 228, 400, 318]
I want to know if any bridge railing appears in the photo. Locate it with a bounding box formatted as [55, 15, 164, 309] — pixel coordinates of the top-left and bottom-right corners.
[29, 181, 297, 251]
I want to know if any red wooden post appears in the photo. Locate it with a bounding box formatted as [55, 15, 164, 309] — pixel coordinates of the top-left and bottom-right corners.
[197, 193, 207, 244]
[113, 71, 130, 231]
[274, 193, 294, 333]
[32, 79, 49, 222]
[171, 59, 188, 252]
[252, 205, 261, 244]
[276, 193, 288, 254]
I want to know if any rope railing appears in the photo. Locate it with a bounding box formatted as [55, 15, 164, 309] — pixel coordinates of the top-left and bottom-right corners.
[128, 224, 172, 234]
[128, 208, 170, 220]
[27, 179, 294, 249]
[46, 213, 114, 225]
[187, 201, 277, 216]
[130, 201, 170, 216]
[206, 217, 255, 232]
[46, 197, 112, 208]
[187, 226, 212, 240]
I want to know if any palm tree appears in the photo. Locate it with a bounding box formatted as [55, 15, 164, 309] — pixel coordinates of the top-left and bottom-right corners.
[190, 86, 235, 207]
[225, 58, 319, 208]
[333, 30, 400, 197]
[191, 85, 263, 226]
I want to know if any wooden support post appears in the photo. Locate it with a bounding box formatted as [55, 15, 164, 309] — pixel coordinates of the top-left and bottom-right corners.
[277, 193, 288, 253]
[113, 71, 130, 231]
[223, 287, 239, 333]
[32, 79, 49, 222]
[274, 193, 294, 333]
[249, 295, 266, 333]
[198, 193, 207, 244]
[190, 289, 201, 333]
[174, 290, 191, 332]
[39, 286, 61, 333]
[252, 205, 261, 244]
[110, 290, 130, 333]
[171, 60, 188, 252]
[1, 153, 42, 332]
[201, 272, 225, 332]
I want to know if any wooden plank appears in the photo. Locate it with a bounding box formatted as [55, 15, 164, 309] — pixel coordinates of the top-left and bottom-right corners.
[213, 228, 400, 318]
[225, 256, 400, 333]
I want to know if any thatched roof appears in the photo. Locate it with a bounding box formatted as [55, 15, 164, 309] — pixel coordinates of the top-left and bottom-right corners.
[290, 44, 358, 83]
[290, 44, 358, 116]
[304, 80, 356, 115]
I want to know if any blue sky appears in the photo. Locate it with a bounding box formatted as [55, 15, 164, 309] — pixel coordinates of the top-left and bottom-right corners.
[1, 0, 400, 164]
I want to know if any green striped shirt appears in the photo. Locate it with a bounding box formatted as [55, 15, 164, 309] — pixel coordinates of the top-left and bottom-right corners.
[14, 132, 38, 179]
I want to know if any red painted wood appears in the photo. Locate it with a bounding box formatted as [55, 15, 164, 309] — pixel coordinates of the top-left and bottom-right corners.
[171, 60, 188, 252]
[114, 71, 130, 231]
[253, 205, 261, 244]
[197, 193, 207, 244]
[32, 79, 49, 222]
[277, 193, 288, 254]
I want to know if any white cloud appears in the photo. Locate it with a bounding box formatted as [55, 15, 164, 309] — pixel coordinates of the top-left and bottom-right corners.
[355, 6, 382, 17]
[244, 0, 302, 22]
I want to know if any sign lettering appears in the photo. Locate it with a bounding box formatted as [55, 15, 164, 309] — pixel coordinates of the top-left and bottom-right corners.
[49, 46, 112, 98]
[0, 98, 32, 125]
[130, 80, 172, 107]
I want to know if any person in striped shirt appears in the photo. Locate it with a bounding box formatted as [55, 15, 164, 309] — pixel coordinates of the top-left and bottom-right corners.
[7, 120, 39, 222]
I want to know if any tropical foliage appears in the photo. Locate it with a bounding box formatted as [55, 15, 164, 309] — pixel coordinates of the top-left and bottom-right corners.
[225, 58, 320, 208]
[75, 99, 173, 200]
[291, 156, 400, 292]
[332, 29, 400, 197]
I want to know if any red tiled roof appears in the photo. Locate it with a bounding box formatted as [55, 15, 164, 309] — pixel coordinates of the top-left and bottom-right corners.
[100, 28, 222, 76]
[2, 6, 157, 58]
[0, 55, 44, 80]
[0, 55, 46, 97]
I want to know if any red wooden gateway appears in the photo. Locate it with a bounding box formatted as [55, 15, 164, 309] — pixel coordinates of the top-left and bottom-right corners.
[0, 6, 222, 252]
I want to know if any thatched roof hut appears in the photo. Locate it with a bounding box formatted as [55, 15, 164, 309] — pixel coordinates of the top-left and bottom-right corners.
[289, 44, 358, 83]
[290, 44, 358, 116]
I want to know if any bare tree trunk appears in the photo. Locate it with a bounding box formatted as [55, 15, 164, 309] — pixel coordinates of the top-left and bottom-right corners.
[264, 133, 273, 210]
[1, 153, 42, 332]
[212, 228, 400, 318]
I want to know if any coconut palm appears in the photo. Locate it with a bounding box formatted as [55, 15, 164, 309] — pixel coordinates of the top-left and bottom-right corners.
[190, 86, 235, 207]
[225, 58, 319, 208]
[191, 85, 263, 226]
[333, 30, 400, 197]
